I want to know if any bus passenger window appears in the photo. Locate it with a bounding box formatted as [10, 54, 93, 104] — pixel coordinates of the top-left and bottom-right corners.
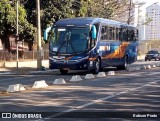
[134, 29, 138, 41]
[109, 27, 113, 40]
[116, 28, 119, 40]
[128, 29, 134, 41]
[112, 28, 116, 40]
[119, 28, 123, 41]
[106, 26, 109, 40]
[101, 26, 108, 41]
[122, 29, 128, 41]
[101, 26, 105, 40]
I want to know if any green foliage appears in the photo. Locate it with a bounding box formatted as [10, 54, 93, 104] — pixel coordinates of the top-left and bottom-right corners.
[0, 0, 145, 49]
[142, 14, 153, 25]
[91, 0, 128, 19]
[0, 0, 35, 44]
[24, 0, 75, 33]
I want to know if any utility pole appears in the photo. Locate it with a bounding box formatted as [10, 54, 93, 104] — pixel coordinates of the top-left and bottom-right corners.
[87, 0, 90, 17]
[127, 0, 132, 25]
[36, 0, 42, 70]
[16, 0, 19, 72]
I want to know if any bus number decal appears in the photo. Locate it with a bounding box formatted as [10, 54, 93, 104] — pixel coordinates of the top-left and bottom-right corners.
[99, 46, 110, 51]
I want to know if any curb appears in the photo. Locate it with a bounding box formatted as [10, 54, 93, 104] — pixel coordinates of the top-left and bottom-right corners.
[27, 69, 58, 74]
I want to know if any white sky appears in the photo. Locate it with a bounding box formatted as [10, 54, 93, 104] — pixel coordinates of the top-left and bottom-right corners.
[136, 0, 160, 10]
[135, 0, 160, 16]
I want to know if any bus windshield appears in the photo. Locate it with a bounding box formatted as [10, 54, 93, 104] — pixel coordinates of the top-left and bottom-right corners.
[49, 27, 90, 54]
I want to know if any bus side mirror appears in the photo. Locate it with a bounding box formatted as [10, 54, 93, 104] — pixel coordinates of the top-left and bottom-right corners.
[44, 27, 52, 41]
[91, 25, 97, 40]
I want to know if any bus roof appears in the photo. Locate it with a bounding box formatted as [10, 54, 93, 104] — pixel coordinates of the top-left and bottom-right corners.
[55, 17, 135, 28]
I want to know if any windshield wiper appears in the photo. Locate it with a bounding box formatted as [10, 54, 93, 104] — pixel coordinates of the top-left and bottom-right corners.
[67, 39, 76, 53]
[57, 40, 66, 53]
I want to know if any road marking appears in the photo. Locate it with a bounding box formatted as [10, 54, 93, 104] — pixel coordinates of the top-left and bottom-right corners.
[42, 79, 160, 120]
[0, 76, 34, 82]
[0, 102, 13, 105]
[27, 69, 58, 74]
[0, 77, 26, 81]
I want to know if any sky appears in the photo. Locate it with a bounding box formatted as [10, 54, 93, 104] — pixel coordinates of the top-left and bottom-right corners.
[136, 0, 160, 10]
[135, 0, 160, 17]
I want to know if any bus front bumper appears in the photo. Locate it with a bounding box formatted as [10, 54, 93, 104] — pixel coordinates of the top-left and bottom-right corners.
[49, 59, 92, 70]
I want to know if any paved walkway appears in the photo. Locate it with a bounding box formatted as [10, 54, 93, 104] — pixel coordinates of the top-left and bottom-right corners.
[0, 60, 49, 74]
[0, 56, 145, 74]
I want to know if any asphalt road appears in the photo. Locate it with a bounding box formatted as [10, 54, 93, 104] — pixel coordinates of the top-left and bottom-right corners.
[0, 60, 160, 121]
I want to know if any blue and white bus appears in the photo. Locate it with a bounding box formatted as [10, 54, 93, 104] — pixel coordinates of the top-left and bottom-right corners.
[44, 17, 138, 74]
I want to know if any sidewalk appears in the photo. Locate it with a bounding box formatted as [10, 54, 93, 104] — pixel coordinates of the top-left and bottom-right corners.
[0, 56, 145, 74]
[0, 60, 49, 74]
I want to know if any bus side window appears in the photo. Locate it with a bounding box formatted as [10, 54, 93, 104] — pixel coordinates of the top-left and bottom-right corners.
[106, 26, 109, 41]
[134, 29, 138, 41]
[129, 29, 135, 41]
[122, 29, 126, 41]
[101, 26, 108, 41]
[112, 27, 116, 41]
[121, 28, 128, 41]
[119, 28, 123, 41]
[116, 28, 119, 40]
[109, 27, 113, 40]
[126, 29, 129, 41]
[128, 29, 131, 41]
[101, 26, 105, 40]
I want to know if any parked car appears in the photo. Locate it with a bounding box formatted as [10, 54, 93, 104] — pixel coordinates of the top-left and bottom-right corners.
[145, 50, 160, 61]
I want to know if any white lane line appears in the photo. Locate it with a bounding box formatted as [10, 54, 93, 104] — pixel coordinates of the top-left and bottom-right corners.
[0, 76, 34, 82]
[43, 79, 160, 119]
[28, 69, 58, 74]
[0, 102, 13, 105]
[0, 77, 27, 81]
[0, 72, 16, 75]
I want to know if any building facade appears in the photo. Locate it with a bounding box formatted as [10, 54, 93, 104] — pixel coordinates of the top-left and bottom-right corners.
[145, 2, 160, 40]
[138, 16, 146, 41]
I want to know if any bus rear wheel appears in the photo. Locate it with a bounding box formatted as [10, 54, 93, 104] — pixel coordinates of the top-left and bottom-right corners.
[60, 69, 68, 74]
[117, 56, 128, 70]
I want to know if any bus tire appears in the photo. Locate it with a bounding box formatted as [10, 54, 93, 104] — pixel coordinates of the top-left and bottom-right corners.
[60, 69, 68, 74]
[92, 58, 100, 74]
[117, 56, 128, 70]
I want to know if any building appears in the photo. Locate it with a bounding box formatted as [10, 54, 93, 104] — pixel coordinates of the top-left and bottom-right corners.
[130, 4, 139, 27]
[138, 16, 146, 41]
[145, 2, 160, 40]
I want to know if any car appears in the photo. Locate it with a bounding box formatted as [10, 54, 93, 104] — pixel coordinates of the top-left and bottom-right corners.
[145, 50, 160, 61]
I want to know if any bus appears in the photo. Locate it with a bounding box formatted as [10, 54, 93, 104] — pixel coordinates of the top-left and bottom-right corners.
[44, 17, 138, 74]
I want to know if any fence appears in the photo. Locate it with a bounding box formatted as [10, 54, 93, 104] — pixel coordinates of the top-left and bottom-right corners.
[1, 40, 160, 61]
[138, 40, 160, 55]
[0, 50, 49, 61]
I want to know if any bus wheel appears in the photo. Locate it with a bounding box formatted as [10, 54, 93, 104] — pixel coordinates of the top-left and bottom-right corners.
[117, 56, 128, 70]
[60, 69, 68, 74]
[92, 58, 100, 74]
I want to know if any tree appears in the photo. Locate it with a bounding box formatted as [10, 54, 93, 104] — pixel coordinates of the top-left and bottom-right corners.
[91, 0, 126, 19]
[89, 0, 145, 25]
[24, 0, 75, 33]
[0, 0, 35, 50]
